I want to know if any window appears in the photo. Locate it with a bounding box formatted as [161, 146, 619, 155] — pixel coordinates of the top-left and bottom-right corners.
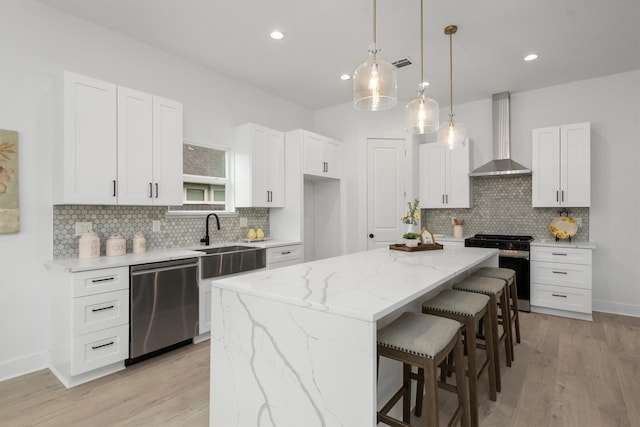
[170, 140, 234, 214]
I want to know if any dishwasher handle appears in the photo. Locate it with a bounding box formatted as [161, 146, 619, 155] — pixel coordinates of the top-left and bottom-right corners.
[130, 257, 199, 275]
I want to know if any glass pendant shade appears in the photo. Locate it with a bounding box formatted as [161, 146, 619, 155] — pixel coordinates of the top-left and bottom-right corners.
[438, 119, 466, 150]
[353, 48, 398, 111]
[405, 88, 439, 134]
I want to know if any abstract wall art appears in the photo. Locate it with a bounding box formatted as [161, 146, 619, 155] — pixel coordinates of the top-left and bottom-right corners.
[0, 129, 19, 233]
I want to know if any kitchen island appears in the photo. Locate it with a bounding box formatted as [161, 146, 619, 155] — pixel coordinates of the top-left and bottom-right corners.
[209, 246, 498, 426]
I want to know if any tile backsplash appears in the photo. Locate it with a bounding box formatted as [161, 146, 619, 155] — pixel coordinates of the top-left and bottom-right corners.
[53, 206, 269, 259]
[422, 175, 589, 241]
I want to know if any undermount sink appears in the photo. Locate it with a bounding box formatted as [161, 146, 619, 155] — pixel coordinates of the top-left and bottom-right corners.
[196, 245, 266, 278]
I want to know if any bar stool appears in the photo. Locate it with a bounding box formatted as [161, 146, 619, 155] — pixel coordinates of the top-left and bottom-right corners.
[472, 267, 521, 353]
[452, 275, 512, 393]
[421, 290, 496, 427]
[377, 312, 469, 427]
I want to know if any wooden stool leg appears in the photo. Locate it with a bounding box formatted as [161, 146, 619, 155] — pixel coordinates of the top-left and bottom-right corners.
[500, 288, 513, 367]
[488, 295, 502, 393]
[453, 330, 470, 427]
[414, 367, 424, 417]
[402, 363, 411, 424]
[465, 317, 480, 427]
[483, 308, 497, 402]
[511, 279, 521, 344]
[424, 361, 439, 427]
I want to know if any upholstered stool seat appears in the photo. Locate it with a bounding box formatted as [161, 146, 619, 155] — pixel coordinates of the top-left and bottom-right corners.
[421, 290, 496, 427]
[472, 267, 521, 350]
[452, 275, 512, 393]
[377, 312, 469, 427]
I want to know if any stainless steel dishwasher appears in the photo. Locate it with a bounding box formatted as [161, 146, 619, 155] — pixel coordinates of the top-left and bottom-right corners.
[128, 257, 199, 364]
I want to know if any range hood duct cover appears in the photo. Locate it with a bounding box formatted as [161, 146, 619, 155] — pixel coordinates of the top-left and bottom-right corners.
[469, 92, 531, 177]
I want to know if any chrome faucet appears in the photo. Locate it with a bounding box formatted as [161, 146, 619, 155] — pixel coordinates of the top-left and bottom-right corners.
[200, 213, 220, 246]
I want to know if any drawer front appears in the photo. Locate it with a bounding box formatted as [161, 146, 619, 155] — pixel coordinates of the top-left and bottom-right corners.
[268, 258, 302, 270]
[267, 245, 301, 264]
[531, 283, 592, 314]
[71, 325, 128, 375]
[531, 246, 592, 265]
[73, 266, 129, 297]
[531, 261, 592, 290]
[73, 290, 129, 336]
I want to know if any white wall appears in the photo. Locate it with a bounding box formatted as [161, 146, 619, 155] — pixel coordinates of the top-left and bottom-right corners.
[314, 70, 640, 317]
[0, 0, 312, 381]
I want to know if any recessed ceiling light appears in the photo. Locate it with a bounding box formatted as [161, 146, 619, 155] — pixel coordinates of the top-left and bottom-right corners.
[340, 74, 351, 81]
[270, 31, 284, 40]
[524, 53, 539, 62]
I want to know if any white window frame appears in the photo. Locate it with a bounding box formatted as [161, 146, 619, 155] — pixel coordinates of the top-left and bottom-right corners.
[166, 139, 236, 218]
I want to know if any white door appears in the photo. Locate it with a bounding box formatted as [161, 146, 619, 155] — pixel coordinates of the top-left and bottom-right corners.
[367, 138, 407, 250]
[532, 126, 561, 207]
[152, 96, 183, 206]
[561, 122, 590, 207]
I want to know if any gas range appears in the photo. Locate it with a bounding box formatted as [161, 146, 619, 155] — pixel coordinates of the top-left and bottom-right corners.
[464, 234, 533, 251]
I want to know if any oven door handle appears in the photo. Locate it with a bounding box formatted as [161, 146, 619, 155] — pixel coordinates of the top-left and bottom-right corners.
[498, 249, 530, 260]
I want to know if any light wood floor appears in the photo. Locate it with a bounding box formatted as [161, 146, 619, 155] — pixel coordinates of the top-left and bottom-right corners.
[1, 311, 639, 426]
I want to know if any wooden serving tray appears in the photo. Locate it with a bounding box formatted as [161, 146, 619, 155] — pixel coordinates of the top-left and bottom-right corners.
[389, 243, 444, 252]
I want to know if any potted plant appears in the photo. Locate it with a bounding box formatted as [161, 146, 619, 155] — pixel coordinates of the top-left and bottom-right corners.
[400, 198, 420, 234]
[402, 232, 420, 247]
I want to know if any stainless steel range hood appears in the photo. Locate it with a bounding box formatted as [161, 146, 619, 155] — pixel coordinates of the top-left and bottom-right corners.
[469, 92, 531, 177]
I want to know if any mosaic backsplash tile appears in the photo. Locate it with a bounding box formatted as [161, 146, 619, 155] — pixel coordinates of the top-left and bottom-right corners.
[53, 205, 269, 259]
[421, 175, 589, 241]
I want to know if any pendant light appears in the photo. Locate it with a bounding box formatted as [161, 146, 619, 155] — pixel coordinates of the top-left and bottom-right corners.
[438, 25, 466, 149]
[405, 0, 439, 134]
[353, 0, 397, 111]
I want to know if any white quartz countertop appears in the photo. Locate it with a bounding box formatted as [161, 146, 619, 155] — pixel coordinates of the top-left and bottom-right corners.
[531, 239, 596, 249]
[212, 246, 497, 322]
[46, 239, 301, 272]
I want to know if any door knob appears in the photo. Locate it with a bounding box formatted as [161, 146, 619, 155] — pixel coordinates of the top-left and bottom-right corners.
[369, 233, 374, 238]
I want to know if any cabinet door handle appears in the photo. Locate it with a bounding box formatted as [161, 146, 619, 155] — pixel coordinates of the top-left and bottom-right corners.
[92, 305, 115, 312]
[326, 162, 329, 173]
[551, 253, 567, 256]
[556, 190, 559, 202]
[91, 341, 114, 350]
[442, 194, 445, 204]
[91, 277, 115, 283]
[155, 183, 159, 199]
[113, 180, 117, 197]
[446, 194, 449, 204]
[552, 271, 568, 275]
[561, 190, 564, 202]
[149, 183, 153, 198]
[280, 251, 291, 255]
[551, 294, 567, 298]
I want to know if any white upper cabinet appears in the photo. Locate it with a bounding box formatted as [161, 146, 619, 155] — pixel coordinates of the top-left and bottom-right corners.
[419, 141, 472, 208]
[60, 72, 118, 204]
[532, 122, 590, 207]
[234, 123, 285, 208]
[58, 71, 183, 205]
[303, 131, 341, 179]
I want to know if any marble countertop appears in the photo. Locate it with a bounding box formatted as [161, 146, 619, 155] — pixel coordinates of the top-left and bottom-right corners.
[531, 239, 595, 249]
[212, 246, 498, 322]
[46, 239, 302, 272]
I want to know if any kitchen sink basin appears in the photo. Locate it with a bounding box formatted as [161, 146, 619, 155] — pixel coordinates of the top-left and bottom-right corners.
[196, 245, 266, 278]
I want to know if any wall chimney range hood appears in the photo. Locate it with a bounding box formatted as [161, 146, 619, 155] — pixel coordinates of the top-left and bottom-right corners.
[469, 92, 531, 177]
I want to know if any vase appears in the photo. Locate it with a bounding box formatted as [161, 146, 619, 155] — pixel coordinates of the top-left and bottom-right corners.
[405, 223, 418, 234]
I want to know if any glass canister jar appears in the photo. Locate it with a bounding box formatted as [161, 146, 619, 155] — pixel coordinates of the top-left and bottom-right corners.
[78, 231, 100, 259]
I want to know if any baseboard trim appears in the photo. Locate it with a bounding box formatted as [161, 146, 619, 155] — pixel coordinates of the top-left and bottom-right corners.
[593, 299, 640, 318]
[0, 352, 48, 382]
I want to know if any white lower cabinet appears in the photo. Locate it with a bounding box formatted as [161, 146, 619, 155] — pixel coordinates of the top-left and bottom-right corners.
[530, 246, 593, 320]
[267, 244, 302, 269]
[49, 266, 130, 387]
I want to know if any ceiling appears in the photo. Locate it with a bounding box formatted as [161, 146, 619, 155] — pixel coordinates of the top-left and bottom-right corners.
[37, 0, 640, 111]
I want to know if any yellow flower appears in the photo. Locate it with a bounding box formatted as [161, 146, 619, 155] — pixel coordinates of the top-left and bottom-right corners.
[413, 213, 419, 220]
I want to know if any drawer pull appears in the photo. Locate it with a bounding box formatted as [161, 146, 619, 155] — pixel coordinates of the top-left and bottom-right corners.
[551, 253, 568, 256]
[91, 341, 114, 350]
[91, 305, 115, 312]
[91, 277, 115, 283]
[551, 294, 567, 298]
[552, 271, 568, 275]
[280, 251, 292, 255]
